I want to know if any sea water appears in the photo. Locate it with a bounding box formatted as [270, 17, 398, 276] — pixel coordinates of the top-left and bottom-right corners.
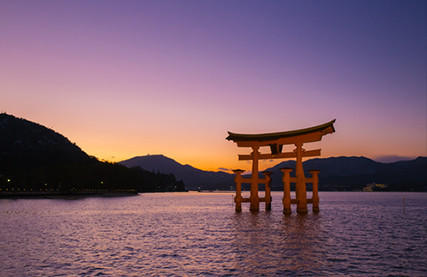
[0, 192, 426, 276]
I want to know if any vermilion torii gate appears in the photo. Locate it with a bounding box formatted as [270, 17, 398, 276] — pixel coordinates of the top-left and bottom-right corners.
[226, 120, 336, 214]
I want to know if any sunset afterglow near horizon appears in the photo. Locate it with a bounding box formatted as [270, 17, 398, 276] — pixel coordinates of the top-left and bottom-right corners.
[1, 0, 426, 171]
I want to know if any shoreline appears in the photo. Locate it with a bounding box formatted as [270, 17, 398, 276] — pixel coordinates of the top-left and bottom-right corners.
[1, 190, 426, 199]
[0, 190, 138, 199]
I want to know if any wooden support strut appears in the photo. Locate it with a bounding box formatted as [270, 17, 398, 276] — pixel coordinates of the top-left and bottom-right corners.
[280, 168, 292, 215]
[233, 168, 271, 212]
[309, 170, 320, 213]
[294, 143, 308, 214]
[233, 169, 244, 212]
[263, 171, 272, 211]
[238, 176, 269, 184]
[280, 168, 321, 214]
[238, 149, 321, 161]
[250, 146, 260, 212]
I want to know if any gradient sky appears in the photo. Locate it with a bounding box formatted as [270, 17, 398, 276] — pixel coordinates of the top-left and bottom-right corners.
[1, 0, 426, 171]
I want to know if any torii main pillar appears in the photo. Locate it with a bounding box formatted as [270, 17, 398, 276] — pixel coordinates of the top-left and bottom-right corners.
[226, 119, 336, 214]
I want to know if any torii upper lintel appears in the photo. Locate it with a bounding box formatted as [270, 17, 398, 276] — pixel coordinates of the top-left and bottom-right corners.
[226, 119, 335, 146]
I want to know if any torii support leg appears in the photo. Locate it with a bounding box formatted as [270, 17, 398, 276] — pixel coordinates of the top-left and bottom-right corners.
[309, 170, 320, 213]
[281, 168, 292, 215]
[233, 170, 244, 213]
[264, 171, 272, 211]
[295, 143, 308, 214]
[250, 147, 260, 212]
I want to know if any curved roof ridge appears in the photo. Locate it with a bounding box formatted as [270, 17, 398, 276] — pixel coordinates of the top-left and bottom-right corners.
[226, 119, 336, 142]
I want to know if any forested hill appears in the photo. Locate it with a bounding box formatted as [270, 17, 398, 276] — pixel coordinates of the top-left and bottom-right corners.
[120, 155, 233, 190]
[121, 154, 427, 192]
[266, 156, 427, 191]
[0, 113, 90, 164]
[0, 113, 184, 195]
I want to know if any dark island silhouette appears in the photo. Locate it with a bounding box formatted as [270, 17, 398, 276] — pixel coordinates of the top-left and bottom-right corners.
[121, 155, 427, 192]
[0, 113, 185, 197]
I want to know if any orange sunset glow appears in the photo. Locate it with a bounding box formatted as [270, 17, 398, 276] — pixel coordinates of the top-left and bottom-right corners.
[1, 1, 425, 171]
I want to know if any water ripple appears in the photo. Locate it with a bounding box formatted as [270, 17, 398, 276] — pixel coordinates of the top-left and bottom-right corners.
[0, 192, 426, 276]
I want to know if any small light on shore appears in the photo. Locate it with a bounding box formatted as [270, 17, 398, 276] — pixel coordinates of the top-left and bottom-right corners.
[7, 179, 11, 182]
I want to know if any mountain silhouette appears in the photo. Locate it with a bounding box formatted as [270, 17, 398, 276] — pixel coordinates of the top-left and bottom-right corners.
[265, 156, 427, 191]
[120, 155, 233, 190]
[0, 113, 184, 195]
[3, 112, 424, 193]
[0, 113, 90, 165]
[121, 155, 427, 191]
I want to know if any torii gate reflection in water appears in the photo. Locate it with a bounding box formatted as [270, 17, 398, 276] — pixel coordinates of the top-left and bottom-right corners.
[226, 120, 336, 214]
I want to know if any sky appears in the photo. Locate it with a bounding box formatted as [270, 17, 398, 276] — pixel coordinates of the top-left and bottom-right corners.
[1, 0, 426, 171]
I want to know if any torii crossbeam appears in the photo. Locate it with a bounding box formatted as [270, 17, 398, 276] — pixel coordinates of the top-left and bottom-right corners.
[226, 119, 336, 214]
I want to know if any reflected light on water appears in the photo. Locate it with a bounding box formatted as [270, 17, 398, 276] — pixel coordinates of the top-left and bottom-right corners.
[0, 192, 426, 276]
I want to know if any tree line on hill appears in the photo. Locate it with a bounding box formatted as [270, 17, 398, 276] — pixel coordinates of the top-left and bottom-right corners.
[0, 113, 185, 195]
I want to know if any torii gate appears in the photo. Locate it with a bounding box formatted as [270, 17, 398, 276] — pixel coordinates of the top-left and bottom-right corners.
[226, 119, 336, 214]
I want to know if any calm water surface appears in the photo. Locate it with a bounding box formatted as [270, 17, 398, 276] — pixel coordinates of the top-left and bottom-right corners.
[0, 192, 426, 276]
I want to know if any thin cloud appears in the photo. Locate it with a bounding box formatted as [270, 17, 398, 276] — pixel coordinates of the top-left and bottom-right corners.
[374, 155, 415, 163]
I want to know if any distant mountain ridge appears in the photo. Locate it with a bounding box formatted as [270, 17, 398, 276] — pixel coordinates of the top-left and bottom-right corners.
[265, 156, 427, 191]
[120, 155, 233, 190]
[121, 155, 427, 191]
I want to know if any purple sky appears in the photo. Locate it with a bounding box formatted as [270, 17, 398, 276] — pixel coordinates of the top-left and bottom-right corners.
[1, 0, 426, 170]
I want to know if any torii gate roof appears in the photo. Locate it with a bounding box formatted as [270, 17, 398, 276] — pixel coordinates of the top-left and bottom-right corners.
[226, 119, 336, 142]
